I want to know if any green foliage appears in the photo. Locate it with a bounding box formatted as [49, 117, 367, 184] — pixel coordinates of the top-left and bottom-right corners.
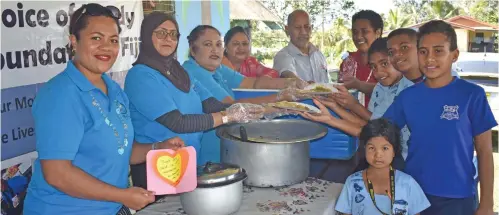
[469, 0, 499, 24]
[311, 18, 356, 68]
[424, 1, 460, 19]
[383, 8, 413, 31]
[251, 30, 288, 48]
[393, 0, 497, 25]
[260, 0, 356, 31]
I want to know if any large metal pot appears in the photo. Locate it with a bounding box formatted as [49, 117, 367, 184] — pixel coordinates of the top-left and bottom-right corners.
[218, 119, 327, 187]
[180, 162, 247, 215]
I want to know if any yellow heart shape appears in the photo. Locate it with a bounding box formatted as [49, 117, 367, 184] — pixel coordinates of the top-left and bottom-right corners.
[156, 154, 182, 183]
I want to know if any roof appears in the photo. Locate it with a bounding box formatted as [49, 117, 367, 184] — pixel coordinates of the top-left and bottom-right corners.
[229, 0, 281, 22]
[405, 15, 498, 32]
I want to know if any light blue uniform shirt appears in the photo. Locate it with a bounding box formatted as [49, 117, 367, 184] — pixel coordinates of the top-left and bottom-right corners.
[24, 61, 133, 215]
[368, 77, 414, 159]
[124, 64, 212, 155]
[182, 58, 245, 164]
[335, 170, 430, 215]
[182, 57, 244, 101]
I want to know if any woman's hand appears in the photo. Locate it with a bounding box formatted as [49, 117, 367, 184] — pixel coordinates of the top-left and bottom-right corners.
[158, 137, 185, 150]
[120, 187, 155, 210]
[332, 85, 359, 109]
[299, 99, 335, 124]
[226, 103, 265, 123]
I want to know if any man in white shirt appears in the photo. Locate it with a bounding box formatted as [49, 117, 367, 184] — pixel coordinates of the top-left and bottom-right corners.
[273, 10, 329, 83]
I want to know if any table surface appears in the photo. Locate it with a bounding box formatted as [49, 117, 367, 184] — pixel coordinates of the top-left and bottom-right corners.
[136, 178, 343, 215]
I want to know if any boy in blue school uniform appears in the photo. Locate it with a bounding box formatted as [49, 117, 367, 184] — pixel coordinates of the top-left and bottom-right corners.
[383, 20, 496, 215]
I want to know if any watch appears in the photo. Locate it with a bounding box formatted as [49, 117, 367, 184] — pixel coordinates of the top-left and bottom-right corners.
[221, 111, 229, 124]
[152, 142, 160, 150]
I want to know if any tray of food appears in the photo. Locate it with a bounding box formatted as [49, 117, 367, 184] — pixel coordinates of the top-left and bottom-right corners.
[267, 101, 321, 113]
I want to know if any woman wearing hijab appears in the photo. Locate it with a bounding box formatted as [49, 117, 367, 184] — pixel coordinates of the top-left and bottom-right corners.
[124, 12, 264, 192]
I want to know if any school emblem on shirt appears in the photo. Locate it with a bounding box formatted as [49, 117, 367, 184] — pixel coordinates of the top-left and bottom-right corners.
[354, 194, 365, 203]
[440, 105, 459, 120]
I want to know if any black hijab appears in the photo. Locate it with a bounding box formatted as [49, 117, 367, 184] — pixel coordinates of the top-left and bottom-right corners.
[133, 12, 190, 92]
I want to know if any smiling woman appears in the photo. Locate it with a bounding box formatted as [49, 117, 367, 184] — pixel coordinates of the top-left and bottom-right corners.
[21, 4, 174, 215]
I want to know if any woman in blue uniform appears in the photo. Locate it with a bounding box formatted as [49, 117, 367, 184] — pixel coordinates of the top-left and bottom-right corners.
[23, 4, 184, 215]
[124, 12, 264, 192]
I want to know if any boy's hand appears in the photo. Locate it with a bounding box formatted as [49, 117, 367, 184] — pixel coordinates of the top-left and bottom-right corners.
[332, 90, 358, 109]
[342, 76, 360, 89]
[299, 99, 335, 124]
[474, 206, 493, 215]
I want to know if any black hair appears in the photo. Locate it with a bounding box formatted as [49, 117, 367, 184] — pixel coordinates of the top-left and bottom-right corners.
[187, 25, 221, 57]
[287, 9, 309, 26]
[352, 10, 384, 34]
[417, 20, 458, 51]
[69, 3, 121, 39]
[223, 26, 249, 56]
[387, 28, 418, 42]
[359, 118, 402, 156]
[68, 3, 121, 56]
[368, 37, 388, 61]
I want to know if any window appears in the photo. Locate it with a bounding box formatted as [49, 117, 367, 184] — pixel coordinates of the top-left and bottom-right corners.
[475, 32, 484, 43]
[143, 0, 175, 16]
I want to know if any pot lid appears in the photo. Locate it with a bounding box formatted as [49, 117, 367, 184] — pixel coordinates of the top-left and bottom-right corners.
[197, 162, 247, 187]
[225, 119, 327, 144]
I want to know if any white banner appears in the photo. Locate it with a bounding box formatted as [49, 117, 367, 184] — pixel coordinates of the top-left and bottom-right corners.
[1, 0, 144, 161]
[1, 0, 143, 89]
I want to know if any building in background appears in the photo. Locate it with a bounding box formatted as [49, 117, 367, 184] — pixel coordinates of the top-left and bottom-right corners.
[403, 15, 498, 53]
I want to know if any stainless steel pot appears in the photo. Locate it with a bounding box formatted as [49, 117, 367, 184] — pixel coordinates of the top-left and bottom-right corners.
[180, 162, 247, 215]
[218, 119, 327, 187]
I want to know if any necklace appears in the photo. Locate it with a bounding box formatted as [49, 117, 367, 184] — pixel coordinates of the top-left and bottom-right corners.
[365, 166, 395, 215]
[90, 92, 129, 155]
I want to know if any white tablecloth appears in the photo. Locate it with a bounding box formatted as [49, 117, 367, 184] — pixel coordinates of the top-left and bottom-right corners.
[136, 178, 343, 215]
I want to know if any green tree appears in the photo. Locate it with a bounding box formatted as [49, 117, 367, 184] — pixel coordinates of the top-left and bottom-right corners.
[260, 0, 356, 30]
[311, 18, 356, 68]
[392, 0, 429, 23]
[424, 0, 461, 19]
[469, 0, 499, 24]
[384, 8, 413, 31]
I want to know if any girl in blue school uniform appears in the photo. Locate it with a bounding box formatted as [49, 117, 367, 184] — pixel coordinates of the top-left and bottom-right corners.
[335, 118, 430, 215]
[23, 4, 186, 215]
[383, 20, 497, 215]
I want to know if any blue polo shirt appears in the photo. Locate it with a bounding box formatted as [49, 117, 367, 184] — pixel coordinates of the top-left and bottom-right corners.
[383, 78, 497, 198]
[182, 57, 244, 101]
[124, 64, 212, 155]
[24, 61, 134, 215]
[182, 58, 245, 164]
